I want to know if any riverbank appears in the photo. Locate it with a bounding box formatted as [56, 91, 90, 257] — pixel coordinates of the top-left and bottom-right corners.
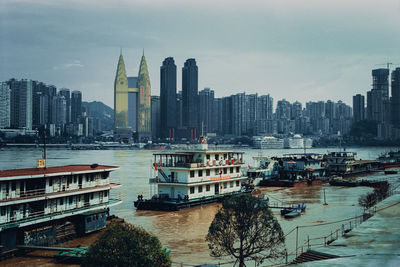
[293, 188, 400, 266]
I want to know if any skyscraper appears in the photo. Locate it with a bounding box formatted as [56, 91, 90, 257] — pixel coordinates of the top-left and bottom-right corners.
[136, 52, 152, 141]
[8, 79, 33, 130]
[182, 58, 198, 138]
[367, 68, 390, 123]
[59, 88, 71, 123]
[71, 90, 82, 123]
[0, 82, 10, 128]
[151, 95, 160, 140]
[353, 94, 365, 122]
[160, 57, 177, 139]
[391, 68, 400, 128]
[114, 51, 129, 130]
[199, 88, 214, 135]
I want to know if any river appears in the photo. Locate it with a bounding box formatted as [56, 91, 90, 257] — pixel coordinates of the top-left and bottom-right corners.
[0, 146, 398, 266]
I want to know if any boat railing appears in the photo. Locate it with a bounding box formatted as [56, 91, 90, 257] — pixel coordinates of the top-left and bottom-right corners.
[159, 159, 244, 168]
[0, 188, 46, 202]
[1, 200, 120, 228]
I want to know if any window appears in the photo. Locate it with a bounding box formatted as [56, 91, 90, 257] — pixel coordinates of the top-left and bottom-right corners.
[198, 170, 203, 177]
[91, 193, 94, 200]
[190, 171, 195, 178]
[215, 154, 219, 160]
[20, 182, 24, 192]
[198, 186, 203, 193]
[49, 178, 53, 187]
[215, 168, 220, 175]
[69, 196, 73, 204]
[223, 168, 227, 174]
[230, 167, 233, 173]
[206, 185, 210, 191]
[236, 167, 240, 173]
[1, 207, 6, 216]
[86, 175, 89, 182]
[236, 181, 240, 187]
[230, 181, 234, 188]
[206, 154, 210, 160]
[11, 181, 16, 191]
[223, 182, 227, 189]
[206, 169, 210, 176]
[60, 198, 64, 205]
[67, 177, 72, 184]
[90, 174, 94, 182]
[105, 191, 108, 197]
[190, 187, 195, 194]
[73, 176, 77, 183]
[224, 154, 227, 159]
[87, 217, 91, 223]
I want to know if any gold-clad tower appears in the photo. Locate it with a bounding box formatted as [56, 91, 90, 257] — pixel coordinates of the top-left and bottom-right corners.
[136, 51, 152, 141]
[114, 50, 151, 142]
[114, 50, 129, 129]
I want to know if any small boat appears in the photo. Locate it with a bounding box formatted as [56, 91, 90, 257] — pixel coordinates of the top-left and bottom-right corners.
[280, 203, 306, 215]
[284, 209, 302, 219]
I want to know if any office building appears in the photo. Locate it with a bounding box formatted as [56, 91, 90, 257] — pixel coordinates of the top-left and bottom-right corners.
[182, 58, 199, 138]
[353, 94, 365, 122]
[0, 82, 11, 128]
[160, 57, 177, 139]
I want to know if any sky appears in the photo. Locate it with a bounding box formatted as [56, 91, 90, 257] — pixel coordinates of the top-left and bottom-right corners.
[1, 0, 400, 108]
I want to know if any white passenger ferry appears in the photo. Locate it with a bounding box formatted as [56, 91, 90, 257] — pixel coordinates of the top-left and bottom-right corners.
[134, 137, 251, 211]
[0, 159, 121, 255]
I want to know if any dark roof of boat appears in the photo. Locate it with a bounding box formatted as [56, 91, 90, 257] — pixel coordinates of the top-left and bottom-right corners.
[0, 164, 119, 178]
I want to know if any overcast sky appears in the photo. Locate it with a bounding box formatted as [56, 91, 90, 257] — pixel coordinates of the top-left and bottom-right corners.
[1, 0, 400, 108]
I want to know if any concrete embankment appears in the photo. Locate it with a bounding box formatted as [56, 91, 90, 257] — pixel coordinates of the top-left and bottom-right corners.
[294, 189, 400, 266]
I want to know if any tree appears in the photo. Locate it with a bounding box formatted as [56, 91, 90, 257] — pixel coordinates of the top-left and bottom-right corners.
[206, 195, 286, 267]
[82, 221, 170, 267]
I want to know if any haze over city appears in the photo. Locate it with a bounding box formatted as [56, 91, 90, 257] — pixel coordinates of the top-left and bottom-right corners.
[1, 0, 400, 107]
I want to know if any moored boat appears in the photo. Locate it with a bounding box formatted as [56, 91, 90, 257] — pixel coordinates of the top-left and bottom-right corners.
[134, 137, 252, 211]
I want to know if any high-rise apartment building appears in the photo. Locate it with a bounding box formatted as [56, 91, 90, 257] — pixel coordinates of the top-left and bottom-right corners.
[353, 94, 365, 122]
[71, 90, 82, 124]
[0, 82, 11, 128]
[391, 68, 400, 128]
[182, 58, 199, 137]
[160, 57, 177, 139]
[59, 88, 71, 123]
[199, 88, 214, 134]
[8, 79, 33, 130]
[151, 96, 160, 140]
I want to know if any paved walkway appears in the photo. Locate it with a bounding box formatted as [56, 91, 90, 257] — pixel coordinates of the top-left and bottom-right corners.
[297, 191, 400, 266]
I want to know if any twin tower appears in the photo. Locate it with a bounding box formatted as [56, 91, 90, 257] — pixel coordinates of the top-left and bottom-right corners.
[114, 50, 151, 142]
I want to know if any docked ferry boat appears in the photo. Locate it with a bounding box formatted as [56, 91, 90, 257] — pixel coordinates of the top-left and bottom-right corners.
[324, 151, 379, 177]
[246, 156, 279, 186]
[134, 137, 251, 211]
[378, 149, 400, 168]
[0, 159, 121, 255]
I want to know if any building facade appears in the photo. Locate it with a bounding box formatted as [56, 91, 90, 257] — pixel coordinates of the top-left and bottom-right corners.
[160, 57, 177, 139]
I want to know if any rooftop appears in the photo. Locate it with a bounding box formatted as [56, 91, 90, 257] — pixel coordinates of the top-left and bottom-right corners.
[0, 164, 119, 178]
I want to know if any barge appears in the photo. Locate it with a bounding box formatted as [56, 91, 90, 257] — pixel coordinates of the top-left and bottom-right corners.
[324, 151, 380, 177]
[134, 137, 251, 211]
[0, 160, 121, 256]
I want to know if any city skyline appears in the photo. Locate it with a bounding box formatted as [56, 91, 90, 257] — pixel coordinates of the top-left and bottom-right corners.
[1, 0, 400, 108]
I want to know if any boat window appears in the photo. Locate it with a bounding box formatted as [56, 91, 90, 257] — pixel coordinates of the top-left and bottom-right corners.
[236, 167, 240, 173]
[190, 171, 195, 178]
[198, 170, 203, 177]
[60, 198, 64, 206]
[69, 197, 73, 204]
[223, 168, 227, 174]
[206, 169, 210, 176]
[206, 185, 210, 191]
[236, 181, 240, 187]
[230, 181, 234, 188]
[87, 217, 91, 223]
[223, 182, 227, 189]
[224, 154, 227, 159]
[206, 154, 210, 160]
[11, 181, 16, 191]
[1, 207, 6, 216]
[215, 154, 219, 160]
[49, 179, 53, 187]
[91, 193, 94, 200]
[190, 187, 195, 194]
[230, 167, 233, 173]
[198, 186, 203, 193]
[215, 168, 219, 175]
[105, 191, 108, 197]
